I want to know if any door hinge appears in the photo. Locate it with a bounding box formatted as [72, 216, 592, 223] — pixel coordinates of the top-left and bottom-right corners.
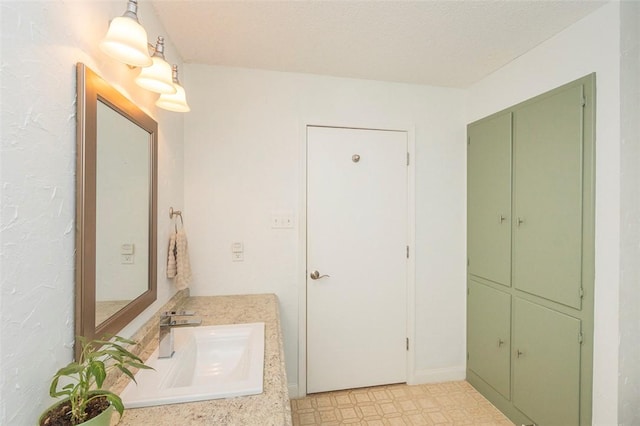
[467, 286, 470, 295]
[407, 152, 410, 166]
[579, 287, 584, 299]
[467, 352, 470, 361]
[406, 338, 409, 351]
[467, 258, 470, 267]
[406, 246, 409, 259]
[578, 331, 584, 344]
[467, 136, 471, 145]
[582, 95, 586, 107]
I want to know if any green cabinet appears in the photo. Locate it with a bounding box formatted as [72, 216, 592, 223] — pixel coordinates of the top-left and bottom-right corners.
[513, 298, 581, 426]
[466, 74, 595, 426]
[513, 85, 585, 309]
[468, 113, 512, 287]
[467, 280, 511, 398]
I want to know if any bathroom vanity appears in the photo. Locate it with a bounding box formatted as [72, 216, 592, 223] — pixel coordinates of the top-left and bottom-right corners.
[110, 292, 292, 425]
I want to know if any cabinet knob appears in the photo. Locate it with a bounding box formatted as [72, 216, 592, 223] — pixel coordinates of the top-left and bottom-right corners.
[499, 214, 507, 224]
[498, 339, 505, 347]
[516, 349, 525, 358]
[517, 217, 525, 227]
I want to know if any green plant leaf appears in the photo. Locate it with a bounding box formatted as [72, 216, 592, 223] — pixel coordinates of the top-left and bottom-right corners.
[90, 360, 107, 388]
[128, 361, 154, 370]
[112, 335, 138, 346]
[106, 393, 125, 416]
[49, 376, 60, 397]
[116, 364, 136, 382]
[55, 363, 84, 377]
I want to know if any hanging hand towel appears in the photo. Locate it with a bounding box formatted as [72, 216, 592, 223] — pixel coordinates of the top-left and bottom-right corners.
[174, 228, 192, 290]
[167, 232, 177, 278]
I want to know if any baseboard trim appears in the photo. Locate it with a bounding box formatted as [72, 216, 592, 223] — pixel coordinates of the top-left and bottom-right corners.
[409, 366, 466, 385]
[288, 383, 299, 399]
[290, 367, 465, 398]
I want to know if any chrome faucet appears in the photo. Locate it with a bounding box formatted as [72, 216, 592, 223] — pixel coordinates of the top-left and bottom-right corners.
[158, 310, 202, 358]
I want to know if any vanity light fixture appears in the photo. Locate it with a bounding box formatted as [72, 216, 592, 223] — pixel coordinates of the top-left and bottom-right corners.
[101, 0, 189, 111]
[99, 0, 152, 67]
[156, 65, 191, 112]
[135, 36, 177, 94]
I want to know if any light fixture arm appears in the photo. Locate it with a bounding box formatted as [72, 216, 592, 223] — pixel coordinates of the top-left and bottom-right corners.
[151, 36, 167, 59]
[171, 65, 181, 84]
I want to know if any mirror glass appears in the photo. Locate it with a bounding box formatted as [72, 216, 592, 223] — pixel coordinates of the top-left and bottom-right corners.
[95, 101, 151, 326]
[75, 63, 157, 358]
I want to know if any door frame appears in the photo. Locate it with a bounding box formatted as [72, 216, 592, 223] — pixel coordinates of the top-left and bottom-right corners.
[296, 119, 416, 397]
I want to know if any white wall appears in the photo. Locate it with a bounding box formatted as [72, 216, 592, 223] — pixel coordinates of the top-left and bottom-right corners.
[183, 65, 467, 391]
[0, 1, 184, 424]
[619, 1, 640, 424]
[466, 2, 620, 424]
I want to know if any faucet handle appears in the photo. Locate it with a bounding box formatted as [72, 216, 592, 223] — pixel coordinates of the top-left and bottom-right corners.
[161, 310, 196, 317]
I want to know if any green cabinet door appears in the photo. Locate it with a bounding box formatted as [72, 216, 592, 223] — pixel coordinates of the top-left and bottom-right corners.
[468, 112, 512, 286]
[512, 85, 584, 308]
[467, 280, 511, 398]
[513, 298, 581, 426]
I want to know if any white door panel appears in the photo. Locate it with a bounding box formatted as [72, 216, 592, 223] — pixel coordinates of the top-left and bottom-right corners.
[307, 126, 407, 393]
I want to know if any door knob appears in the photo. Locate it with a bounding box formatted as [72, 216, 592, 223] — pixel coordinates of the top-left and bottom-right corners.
[310, 270, 330, 280]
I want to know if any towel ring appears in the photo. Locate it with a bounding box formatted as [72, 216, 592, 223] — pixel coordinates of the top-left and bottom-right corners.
[169, 207, 184, 231]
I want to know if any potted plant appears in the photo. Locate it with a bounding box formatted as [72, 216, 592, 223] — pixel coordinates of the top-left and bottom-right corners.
[39, 335, 152, 426]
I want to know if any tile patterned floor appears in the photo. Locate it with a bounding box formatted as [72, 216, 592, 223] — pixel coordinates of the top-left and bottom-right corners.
[291, 381, 514, 426]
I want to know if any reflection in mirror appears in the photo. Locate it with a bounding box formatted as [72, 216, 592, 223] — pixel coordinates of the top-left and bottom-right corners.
[76, 63, 157, 359]
[95, 102, 150, 326]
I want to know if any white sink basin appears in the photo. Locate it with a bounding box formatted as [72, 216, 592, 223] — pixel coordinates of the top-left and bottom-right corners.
[120, 322, 265, 408]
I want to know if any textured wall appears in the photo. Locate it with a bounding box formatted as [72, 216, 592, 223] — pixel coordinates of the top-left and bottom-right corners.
[619, 1, 640, 424]
[0, 2, 184, 424]
[466, 3, 621, 424]
[183, 64, 467, 393]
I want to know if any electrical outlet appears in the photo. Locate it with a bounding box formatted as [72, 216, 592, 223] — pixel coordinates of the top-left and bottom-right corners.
[232, 252, 244, 262]
[271, 211, 294, 228]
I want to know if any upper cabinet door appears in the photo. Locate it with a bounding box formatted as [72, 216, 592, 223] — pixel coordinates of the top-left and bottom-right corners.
[513, 85, 584, 309]
[468, 112, 512, 286]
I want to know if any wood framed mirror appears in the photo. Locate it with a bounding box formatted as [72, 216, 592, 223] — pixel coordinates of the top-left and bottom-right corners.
[75, 63, 157, 358]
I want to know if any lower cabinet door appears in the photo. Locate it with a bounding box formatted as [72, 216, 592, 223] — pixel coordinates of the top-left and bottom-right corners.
[467, 280, 511, 398]
[513, 298, 581, 426]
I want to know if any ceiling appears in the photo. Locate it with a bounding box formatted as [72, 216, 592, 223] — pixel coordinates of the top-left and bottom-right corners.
[150, 0, 606, 88]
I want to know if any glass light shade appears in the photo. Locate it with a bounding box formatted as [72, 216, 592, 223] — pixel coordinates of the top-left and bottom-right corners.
[135, 56, 176, 94]
[156, 83, 190, 112]
[100, 16, 152, 67]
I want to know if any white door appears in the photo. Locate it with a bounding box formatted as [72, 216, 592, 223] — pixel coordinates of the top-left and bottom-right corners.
[306, 126, 408, 394]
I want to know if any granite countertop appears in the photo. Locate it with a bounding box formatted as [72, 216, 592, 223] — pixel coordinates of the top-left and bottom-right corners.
[113, 293, 291, 426]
